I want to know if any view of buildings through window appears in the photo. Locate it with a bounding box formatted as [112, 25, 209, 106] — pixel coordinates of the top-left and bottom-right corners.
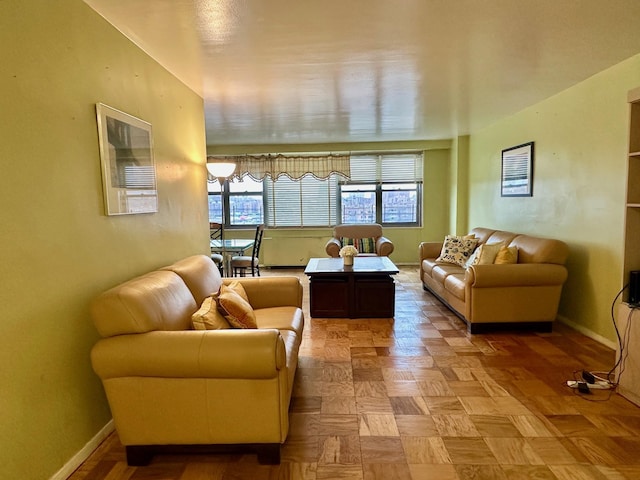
[208, 177, 263, 226]
[339, 183, 418, 224]
[208, 152, 422, 227]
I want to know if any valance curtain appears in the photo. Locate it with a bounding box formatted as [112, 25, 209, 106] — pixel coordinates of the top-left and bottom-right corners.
[207, 153, 350, 182]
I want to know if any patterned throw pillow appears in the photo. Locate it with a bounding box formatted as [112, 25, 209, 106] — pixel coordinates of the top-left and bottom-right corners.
[191, 296, 230, 330]
[214, 284, 257, 329]
[436, 235, 478, 267]
[341, 237, 376, 254]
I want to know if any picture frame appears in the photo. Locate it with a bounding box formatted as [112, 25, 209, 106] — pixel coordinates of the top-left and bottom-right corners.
[96, 103, 157, 215]
[501, 141, 534, 197]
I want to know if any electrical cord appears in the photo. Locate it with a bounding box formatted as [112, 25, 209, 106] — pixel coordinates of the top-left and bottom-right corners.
[606, 283, 629, 382]
[567, 283, 635, 401]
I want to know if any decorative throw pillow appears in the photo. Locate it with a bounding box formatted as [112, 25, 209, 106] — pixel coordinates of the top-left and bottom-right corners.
[191, 296, 230, 330]
[463, 247, 481, 269]
[214, 285, 257, 329]
[340, 237, 376, 254]
[494, 245, 518, 264]
[224, 280, 249, 302]
[477, 242, 504, 265]
[436, 235, 478, 267]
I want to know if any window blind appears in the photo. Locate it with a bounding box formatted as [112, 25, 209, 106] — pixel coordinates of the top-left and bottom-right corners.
[265, 175, 337, 227]
[349, 152, 423, 183]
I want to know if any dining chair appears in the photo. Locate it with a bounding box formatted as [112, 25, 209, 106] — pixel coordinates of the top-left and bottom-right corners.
[231, 224, 265, 277]
[209, 222, 224, 275]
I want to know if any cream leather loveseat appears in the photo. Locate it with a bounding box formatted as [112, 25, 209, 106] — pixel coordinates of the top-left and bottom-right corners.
[420, 227, 569, 333]
[90, 255, 304, 465]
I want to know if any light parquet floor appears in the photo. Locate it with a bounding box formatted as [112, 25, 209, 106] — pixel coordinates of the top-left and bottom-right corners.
[68, 266, 640, 480]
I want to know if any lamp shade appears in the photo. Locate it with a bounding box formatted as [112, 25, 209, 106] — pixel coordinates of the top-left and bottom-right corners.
[206, 160, 236, 178]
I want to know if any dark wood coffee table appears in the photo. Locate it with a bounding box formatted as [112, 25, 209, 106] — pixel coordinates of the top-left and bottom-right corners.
[304, 256, 399, 318]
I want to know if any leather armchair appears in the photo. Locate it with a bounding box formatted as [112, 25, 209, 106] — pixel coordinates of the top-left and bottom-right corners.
[325, 223, 394, 257]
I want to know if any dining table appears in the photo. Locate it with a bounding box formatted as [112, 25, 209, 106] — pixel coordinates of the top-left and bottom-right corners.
[210, 239, 255, 277]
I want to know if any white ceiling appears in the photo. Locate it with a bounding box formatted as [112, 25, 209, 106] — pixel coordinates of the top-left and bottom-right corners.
[85, 0, 640, 146]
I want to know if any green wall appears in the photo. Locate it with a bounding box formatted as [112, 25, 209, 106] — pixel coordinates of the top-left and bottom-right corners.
[207, 141, 454, 265]
[468, 53, 640, 344]
[0, 1, 207, 478]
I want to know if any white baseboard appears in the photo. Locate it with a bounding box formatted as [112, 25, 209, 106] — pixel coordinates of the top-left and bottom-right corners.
[49, 420, 114, 480]
[556, 314, 617, 350]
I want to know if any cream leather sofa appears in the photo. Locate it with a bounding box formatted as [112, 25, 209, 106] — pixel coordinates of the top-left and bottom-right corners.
[90, 254, 304, 465]
[420, 227, 569, 333]
[325, 223, 394, 257]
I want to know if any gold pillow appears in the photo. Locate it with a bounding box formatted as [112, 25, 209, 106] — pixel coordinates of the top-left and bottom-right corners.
[494, 245, 518, 264]
[477, 242, 504, 264]
[225, 280, 249, 302]
[214, 285, 257, 329]
[191, 296, 230, 330]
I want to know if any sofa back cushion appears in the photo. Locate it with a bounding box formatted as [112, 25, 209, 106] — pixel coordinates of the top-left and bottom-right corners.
[468, 228, 497, 245]
[333, 223, 383, 240]
[469, 227, 569, 265]
[91, 270, 196, 337]
[485, 231, 518, 247]
[511, 235, 569, 265]
[163, 254, 223, 305]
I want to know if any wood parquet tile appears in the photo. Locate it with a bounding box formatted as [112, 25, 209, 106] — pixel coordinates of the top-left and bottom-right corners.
[68, 266, 640, 480]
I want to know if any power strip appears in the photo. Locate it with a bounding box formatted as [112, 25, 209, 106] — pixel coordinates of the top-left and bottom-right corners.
[566, 380, 612, 390]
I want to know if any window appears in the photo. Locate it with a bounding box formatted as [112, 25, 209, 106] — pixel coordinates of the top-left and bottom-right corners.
[340, 184, 376, 223]
[339, 153, 422, 226]
[339, 182, 419, 224]
[209, 152, 422, 228]
[208, 177, 264, 226]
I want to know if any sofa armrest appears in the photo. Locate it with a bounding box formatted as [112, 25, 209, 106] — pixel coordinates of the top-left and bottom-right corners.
[419, 241, 443, 261]
[376, 236, 394, 257]
[325, 238, 341, 257]
[465, 263, 568, 288]
[91, 329, 286, 380]
[225, 276, 303, 309]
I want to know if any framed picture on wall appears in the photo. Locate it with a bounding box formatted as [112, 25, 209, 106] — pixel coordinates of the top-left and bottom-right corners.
[501, 141, 534, 197]
[96, 103, 157, 215]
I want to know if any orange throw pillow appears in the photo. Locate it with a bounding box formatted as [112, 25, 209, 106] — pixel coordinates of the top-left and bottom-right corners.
[214, 285, 257, 329]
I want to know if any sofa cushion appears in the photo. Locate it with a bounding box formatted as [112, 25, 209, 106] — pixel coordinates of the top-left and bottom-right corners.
[422, 258, 439, 276]
[192, 296, 230, 330]
[510, 235, 569, 264]
[334, 223, 383, 240]
[215, 285, 257, 329]
[91, 270, 196, 337]
[255, 306, 305, 336]
[162, 254, 223, 306]
[494, 245, 518, 264]
[432, 264, 464, 284]
[468, 228, 497, 245]
[485, 231, 518, 247]
[444, 273, 466, 301]
[436, 235, 478, 266]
